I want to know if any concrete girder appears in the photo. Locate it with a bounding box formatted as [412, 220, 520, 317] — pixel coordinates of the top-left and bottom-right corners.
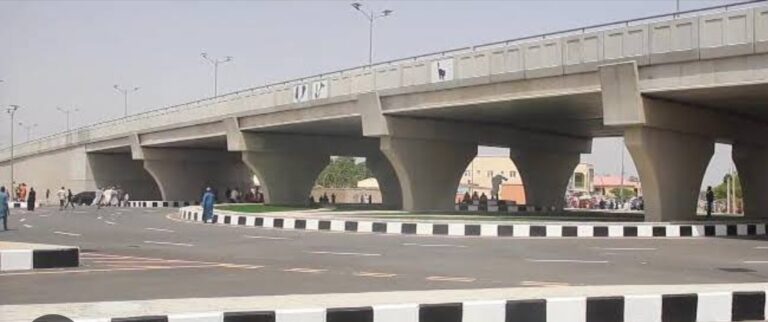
[130, 134, 252, 201]
[600, 61, 768, 147]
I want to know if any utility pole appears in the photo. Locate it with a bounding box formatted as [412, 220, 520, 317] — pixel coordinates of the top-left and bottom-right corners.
[350, 3, 394, 67]
[200, 52, 233, 96]
[56, 107, 78, 132]
[6, 105, 20, 189]
[619, 138, 625, 205]
[113, 85, 140, 117]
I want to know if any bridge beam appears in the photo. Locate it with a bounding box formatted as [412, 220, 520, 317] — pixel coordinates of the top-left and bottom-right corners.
[131, 135, 252, 201]
[361, 92, 591, 211]
[601, 61, 739, 221]
[87, 153, 161, 200]
[227, 121, 401, 207]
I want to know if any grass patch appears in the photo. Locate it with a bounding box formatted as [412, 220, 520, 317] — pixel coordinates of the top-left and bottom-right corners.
[216, 204, 306, 213]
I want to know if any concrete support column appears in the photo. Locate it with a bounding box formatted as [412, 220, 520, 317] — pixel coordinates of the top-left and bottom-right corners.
[509, 149, 580, 210]
[87, 153, 161, 200]
[143, 155, 252, 201]
[241, 151, 329, 206]
[380, 137, 476, 211]
[732, 143, 768, 219]
[366, 153, 402, 209]
[624, 127, 714, 221]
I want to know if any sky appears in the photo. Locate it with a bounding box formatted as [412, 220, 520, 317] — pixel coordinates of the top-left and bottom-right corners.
[0, 0, 742, 187]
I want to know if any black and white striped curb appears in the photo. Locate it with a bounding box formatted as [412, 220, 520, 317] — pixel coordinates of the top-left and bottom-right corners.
[6, 201, 40, 209]
[180, 207, 768, 238]
[456, 200, 551, 212]
[130, 201, 198, 208]
[63, 290, 768, 321]
[0, 247, 79, 271]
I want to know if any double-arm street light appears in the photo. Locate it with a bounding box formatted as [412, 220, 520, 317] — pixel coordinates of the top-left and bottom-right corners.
[350, 2, 393, 67]
[56, 107, 78, 132]
[201, 52, 233, 97]
[113, 85, 140, 117]
[6, 104, 20, 189]
[18, 121, 37, 142]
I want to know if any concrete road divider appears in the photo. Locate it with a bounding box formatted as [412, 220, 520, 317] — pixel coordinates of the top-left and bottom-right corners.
[0, 241, 79, 271]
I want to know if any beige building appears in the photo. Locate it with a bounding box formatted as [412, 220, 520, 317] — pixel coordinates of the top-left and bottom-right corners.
[458, 156, 594, 204]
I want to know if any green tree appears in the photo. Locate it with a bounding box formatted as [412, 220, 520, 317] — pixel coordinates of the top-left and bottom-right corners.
[713, 174, 741, 200]
[609, 187, 636, 200]
[315, 157, 373, 188]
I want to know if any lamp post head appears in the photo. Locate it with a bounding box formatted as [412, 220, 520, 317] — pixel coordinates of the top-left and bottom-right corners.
[201, 52, 208, 59]
[224, 56, 233, 62]
[382, 9, 393, 16]
[351, 2, 362, 11]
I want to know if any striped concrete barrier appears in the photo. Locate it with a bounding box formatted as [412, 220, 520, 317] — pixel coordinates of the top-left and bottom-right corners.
[129, 201, 198, 208]
[60, 290, 768, 321]
[179, 207, 768, 239]
[0, 242, 79, 272]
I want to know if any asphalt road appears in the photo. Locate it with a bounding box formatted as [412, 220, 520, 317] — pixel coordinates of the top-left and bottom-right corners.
[2, 206, 768, 305]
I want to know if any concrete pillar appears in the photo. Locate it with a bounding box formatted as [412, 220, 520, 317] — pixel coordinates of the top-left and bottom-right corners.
[241, 151, 329, 206]
[366, 153, 402, 209]
[624, 127, 714, 221]
[732, 143, 768, 219]
[141, 150, 252, 201]
[509, 149, 580, 210]
[380, 137, 476, 211]
[87, 153, 161, 200]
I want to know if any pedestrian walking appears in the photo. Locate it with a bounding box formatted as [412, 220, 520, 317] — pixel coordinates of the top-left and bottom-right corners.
[202, 187, 215, 223]
[27, 188, 36, 211]
[706, 186, 714, 218]
[57, 187, 66, 211]
[94, 187, 104, 209]
[123, 192, 130, 207]
[0, 186, 9, 231]
[46, 188, 50, 206]
[65, 189, 76, 209]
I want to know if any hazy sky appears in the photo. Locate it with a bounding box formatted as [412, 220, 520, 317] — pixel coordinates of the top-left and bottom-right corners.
[0, 0, 740, 187]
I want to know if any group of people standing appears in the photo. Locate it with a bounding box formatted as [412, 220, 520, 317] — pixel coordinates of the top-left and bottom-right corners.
[93, 186, 130, 208]
[223, 186, 263, 203]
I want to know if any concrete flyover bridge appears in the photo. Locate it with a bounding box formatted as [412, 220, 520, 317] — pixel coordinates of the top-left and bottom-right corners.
[2, 1, 768, 222]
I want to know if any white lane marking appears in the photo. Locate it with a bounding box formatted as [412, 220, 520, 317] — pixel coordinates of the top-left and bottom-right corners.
[23, 224, 32, 228]
[104, 221, 116, 225]
[97, 216, 103, 220]
[354, 271, 397, 278]
[754, 246, 768, 250]
[283, 267, 327, 273]
[743, 261, 768, 264]
[19, 218, 25, 222]
[53, 231, 81, 237]
[596, 247, 657, 251]
[145, 227, 175, 233]
[308, 251, 381, 257]
[526, 259, 609, 264]
[39, 215, 49, 217]
[426, 276, 476, 283]
[143, 240, 193, 247]
[402, 243, 467, 248]
[243, 235, 289, 240]
[217, 263, 264, 270]
[520, 280, 571, 287]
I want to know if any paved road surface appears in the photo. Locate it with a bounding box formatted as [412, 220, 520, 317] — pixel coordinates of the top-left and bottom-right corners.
[2, 206, 768, 305]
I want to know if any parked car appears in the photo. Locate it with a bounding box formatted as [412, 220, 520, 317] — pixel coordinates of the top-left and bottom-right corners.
[72, 191, 96, 206]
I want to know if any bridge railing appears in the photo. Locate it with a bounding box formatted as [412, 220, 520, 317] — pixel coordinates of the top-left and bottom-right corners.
[1, 0, 767, 159]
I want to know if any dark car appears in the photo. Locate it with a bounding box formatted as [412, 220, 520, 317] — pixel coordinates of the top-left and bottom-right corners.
[72, 191, 96, 206]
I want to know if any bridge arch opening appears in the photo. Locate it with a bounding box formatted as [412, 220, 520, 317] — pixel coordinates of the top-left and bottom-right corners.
[702, 143, 743, 217]
[310, 155, 401, 209]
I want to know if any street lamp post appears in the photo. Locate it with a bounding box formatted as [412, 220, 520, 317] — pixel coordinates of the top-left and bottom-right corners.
[350, 2, 393, 67]
[18, 121, 37, 142]
[113, 85, 140, 117]
[200, 52, 233, 96]
[56, 107, 78, 132]
[6, 105, 20, 190]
